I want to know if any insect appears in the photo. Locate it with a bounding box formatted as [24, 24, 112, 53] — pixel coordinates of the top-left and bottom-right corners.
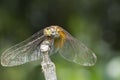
[1, 25, 97, 67]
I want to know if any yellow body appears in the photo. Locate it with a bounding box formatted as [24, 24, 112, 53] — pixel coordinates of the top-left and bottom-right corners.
[54, 30, 66, 48]
[44, 26, 66, 48]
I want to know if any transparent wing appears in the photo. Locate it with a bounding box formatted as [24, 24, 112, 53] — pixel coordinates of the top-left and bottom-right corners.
[59, 30, 97, 66]
[1, 30, 45, 67]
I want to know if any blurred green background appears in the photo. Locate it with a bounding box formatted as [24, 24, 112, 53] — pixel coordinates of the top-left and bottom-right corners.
[0, 0, 120, 80]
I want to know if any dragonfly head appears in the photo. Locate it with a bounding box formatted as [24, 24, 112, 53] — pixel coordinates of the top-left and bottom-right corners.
[44, 26, 61, 38]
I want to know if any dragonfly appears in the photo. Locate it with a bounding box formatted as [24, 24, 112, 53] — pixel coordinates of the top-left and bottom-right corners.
[1, 25, 97, 67]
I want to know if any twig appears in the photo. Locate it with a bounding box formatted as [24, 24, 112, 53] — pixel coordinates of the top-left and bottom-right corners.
[40, 40, 57, 80]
